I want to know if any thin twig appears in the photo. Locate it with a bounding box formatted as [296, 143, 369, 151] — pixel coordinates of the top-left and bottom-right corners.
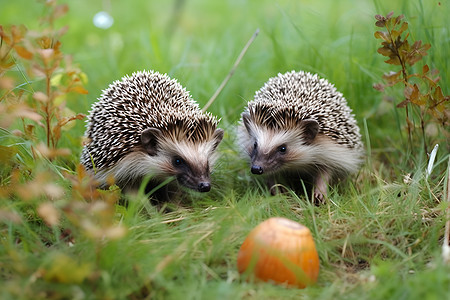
[202, 28, 259, 112]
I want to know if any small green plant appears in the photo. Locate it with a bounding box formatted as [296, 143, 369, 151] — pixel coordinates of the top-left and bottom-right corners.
[373, 12, 449, 154]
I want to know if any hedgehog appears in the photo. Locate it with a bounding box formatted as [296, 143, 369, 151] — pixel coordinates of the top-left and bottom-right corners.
[81, 70, 224, 198]
[237, 70, 363, 202]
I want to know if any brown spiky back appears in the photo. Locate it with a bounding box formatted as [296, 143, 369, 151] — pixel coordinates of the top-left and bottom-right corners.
[81, 70, 219, 170]
[246, 70, 363, 150]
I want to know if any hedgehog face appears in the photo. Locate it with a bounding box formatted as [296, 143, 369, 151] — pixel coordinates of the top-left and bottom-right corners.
[141, 127, 223, 192]
[241, 112, 319, 175]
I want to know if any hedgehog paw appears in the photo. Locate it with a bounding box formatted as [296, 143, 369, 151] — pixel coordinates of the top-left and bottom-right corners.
[313, 190, 326, 205]
[313, 171, 329, 205]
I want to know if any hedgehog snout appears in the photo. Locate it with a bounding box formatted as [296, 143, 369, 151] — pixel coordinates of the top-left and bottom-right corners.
[197, 182, 211, 192]
[251, 165, 264, 175]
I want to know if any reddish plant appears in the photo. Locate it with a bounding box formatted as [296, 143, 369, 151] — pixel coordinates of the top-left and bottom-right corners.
[0, 0, 86, 150]
[373, 12, 449, 154]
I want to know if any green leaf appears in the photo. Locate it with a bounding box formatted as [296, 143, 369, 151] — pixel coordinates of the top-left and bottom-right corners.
[43, 253, 92, 284]
[0, 145, 17, 163]
[51, 73, 63, 86]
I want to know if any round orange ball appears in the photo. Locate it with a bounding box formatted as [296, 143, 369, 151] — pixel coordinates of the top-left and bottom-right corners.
[237, 217, 319, 288]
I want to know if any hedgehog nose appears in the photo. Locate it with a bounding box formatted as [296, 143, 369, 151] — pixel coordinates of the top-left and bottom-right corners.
[251, 165, 264, 175]
[198, 182, 211, 192]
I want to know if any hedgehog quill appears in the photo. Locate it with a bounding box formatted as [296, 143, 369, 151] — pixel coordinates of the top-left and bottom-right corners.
[237, 70, 363, 202]
[81, 70, 224, 198]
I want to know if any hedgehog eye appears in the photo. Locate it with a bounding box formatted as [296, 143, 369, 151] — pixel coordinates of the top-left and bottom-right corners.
[173, 157, 185, 166]
[278, 145, 287, 154]
[253, 141, 258, 149]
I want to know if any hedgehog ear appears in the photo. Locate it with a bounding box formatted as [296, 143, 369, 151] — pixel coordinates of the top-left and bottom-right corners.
[141, 128, 161, 156]
[242, 112, 253, 134]
[211, 128, 224, 151]
[302, 119, 319, 143]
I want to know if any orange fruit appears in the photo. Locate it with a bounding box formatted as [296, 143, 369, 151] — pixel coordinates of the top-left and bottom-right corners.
[237, 217, 319, 288]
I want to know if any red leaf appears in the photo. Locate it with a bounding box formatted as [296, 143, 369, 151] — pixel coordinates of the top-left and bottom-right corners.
[14, 45, 33, 60]
[377, 46, 393, 57]
[394, 15, 404, 25]
[0, 77, 15, 90]
[11, 25, 26, 43]
[432, 86, 445, 102]
[38, 36, 52, 49]
[398, 22, 408, 34]
[375, 20, 386, 27]
[385, 57, 401, 65]
[33, 91, 48, 103]
[0, 26, 12, 46]
[404, 83, 420, 102]
[373, 83, 385, 92]
[0, 58, 15, 69]
[57, 26, 69, 37]
[54, 4, 69, 19]
[14, 105, 42, 122]
[55, 113, 86, 128]
[382, 71, 402, 86]
[404, 84, 413, 98]
[396, 99, 409, 108]
[390, 30, 400, 40]
[423, 75, 438, 87]
[69, 86, 89, 94]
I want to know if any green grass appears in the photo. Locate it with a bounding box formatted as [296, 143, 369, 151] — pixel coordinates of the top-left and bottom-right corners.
[1, 0, 449, 299]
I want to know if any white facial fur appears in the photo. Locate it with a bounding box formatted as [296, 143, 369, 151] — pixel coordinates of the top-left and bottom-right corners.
[238, 120, 362, 178]
[95, 131, 223, 192]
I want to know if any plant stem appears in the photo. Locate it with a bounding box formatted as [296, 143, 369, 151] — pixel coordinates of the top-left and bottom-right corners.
[45, 73, 52, 148]
[385, 22, 413, 150]
[202, 28, 259, 112]
[420, 110, 428, 154]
